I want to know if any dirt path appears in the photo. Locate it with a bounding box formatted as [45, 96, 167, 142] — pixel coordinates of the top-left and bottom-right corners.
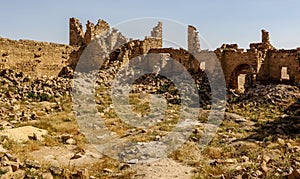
[132, 158, 195, 179]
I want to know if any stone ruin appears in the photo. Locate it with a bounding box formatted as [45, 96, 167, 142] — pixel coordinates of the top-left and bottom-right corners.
[0, 17, 299, 93]
[215, 29, 300, 92]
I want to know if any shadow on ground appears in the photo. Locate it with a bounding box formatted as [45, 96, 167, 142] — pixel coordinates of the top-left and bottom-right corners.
[243, 99, 300, 141]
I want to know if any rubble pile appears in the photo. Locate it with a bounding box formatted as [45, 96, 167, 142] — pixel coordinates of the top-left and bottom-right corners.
[0, 69, 71, 102]
[0, 152, 90, 178]
[0, 69, 71, 123]
[229, 84, 300, 106]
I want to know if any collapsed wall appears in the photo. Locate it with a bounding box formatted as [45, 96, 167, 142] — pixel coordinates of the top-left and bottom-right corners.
[69, 17, 110, 47]
[151, 22, 162, 39]
[266, 49, 300, 84]
[216, 29, 300, 90]
[0, 18, 299, 89]
[188, 25, 201, 54]
[215, 44, 260, 89]
[0, 37, 77, 77]
[66, 18, 162, 73]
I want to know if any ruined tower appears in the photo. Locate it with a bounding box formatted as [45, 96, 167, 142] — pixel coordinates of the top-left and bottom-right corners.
[261, 29, 274, 50]
[188, 25, 201, 54]
[84, 20, 95, 45]
[69, 17, 85, 46]
[151, 22, 162, 39]
[69, 18, 110, 47]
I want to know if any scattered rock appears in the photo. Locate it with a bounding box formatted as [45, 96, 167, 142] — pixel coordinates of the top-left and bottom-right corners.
[127, 159, 139, 164]
[76, 168, 89, 179]
[103, 168, 113, 173]
[70, 152, 83, 160]
[288, 169, 300, 179]
[225, 112, 246, 122]
[42, 172, 53, 179]
[11, 169, 26, 179]
[120, 163, 131, 170]
[277, 138, 285, 145]
[241, 156, 249, 163]
[4, 153, 19, 163]
[25, 159, 41, 169]
[0, 166, 13, 174]
[233, 84, 300, 107]
[60, 134, 73, 142]
[49, 166, 62, 175]
[252, 170, 263, 177]
[3, 161, 19, 172]
[62, 169, 71, 179]
[66, 138, 76, 145]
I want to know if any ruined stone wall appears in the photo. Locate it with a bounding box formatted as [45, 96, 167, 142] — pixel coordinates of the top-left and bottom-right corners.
[0, 37, 77, 76]
[188, 25, 201, 54]
[69, 18, 85, 47]
[71, 37, 163, 73]
[0, 18, 299, 89]
[69, 17, 110, 47]
[266, 49, 300, 83]
[261, 29, 274, 50]
[67, 18, 129, 71]
[151, 22, 162, 39]
[149, 48, 199, 74]
[214, 29, 300, 90]
[214, 45, 260, 88]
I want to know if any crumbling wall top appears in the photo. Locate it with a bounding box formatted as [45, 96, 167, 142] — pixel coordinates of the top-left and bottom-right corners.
[249, 29, 275, 51]
[216, 43, 245, 53]
[188, 25, 201, 54]
[69, 17, 85, 46]
[151, 22, 162, 39]
[94, 19, 110, 37]
[69, 18, 110, 47]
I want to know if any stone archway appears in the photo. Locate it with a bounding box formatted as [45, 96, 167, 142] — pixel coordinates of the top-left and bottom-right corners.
[229, 64, 255, 93]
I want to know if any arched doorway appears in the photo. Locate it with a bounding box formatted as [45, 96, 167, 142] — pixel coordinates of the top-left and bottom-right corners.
[229, 64, 255, 93]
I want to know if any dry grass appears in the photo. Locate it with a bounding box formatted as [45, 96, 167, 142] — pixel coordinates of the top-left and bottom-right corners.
[81, 157, 135, 178]
[2, 139, 41, 161]
[1, 83, 298, 178]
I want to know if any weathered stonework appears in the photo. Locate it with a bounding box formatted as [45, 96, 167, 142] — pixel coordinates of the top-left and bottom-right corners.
[69, 17, 110, 47]
[215, 29, 300, 91]
[0, 18, 299, 91]
[188, 25, 201, 54]
[69, 18, 85, 47]
[0, 38, 77, 76]
[151, 22, 162, 39]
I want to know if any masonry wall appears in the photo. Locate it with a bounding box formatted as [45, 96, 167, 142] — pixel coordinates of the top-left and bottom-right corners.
[266, 50, 300, 83]
[214, 46, 261, 88]
[69, 17, 110, 47]
[0, 18, 299, 88]
[149, 48, 200, 74]
[0, 37, 77, 76]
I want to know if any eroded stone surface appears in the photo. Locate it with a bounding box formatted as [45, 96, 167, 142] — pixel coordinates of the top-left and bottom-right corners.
[0, 126, 47, 142]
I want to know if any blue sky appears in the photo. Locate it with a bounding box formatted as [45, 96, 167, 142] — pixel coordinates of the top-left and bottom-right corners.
[1, 0, 300, 49]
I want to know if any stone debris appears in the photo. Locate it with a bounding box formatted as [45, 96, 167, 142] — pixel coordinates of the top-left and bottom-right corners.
[0, 17, 298, 178]
[225, 112, 246, 123]
[0, 69, 71, 124]
[66, 138, 76, 145]
[0, 151, 93, 178]
[25, 159, 41, 169]
[49, 166, 63, 175]
[230, 83, 300, 106]
[0, 153, 24, 179]
[287, 169, 300, 179]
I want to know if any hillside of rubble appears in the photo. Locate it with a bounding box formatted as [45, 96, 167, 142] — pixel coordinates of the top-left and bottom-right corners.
[0, 68, 298, 178]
